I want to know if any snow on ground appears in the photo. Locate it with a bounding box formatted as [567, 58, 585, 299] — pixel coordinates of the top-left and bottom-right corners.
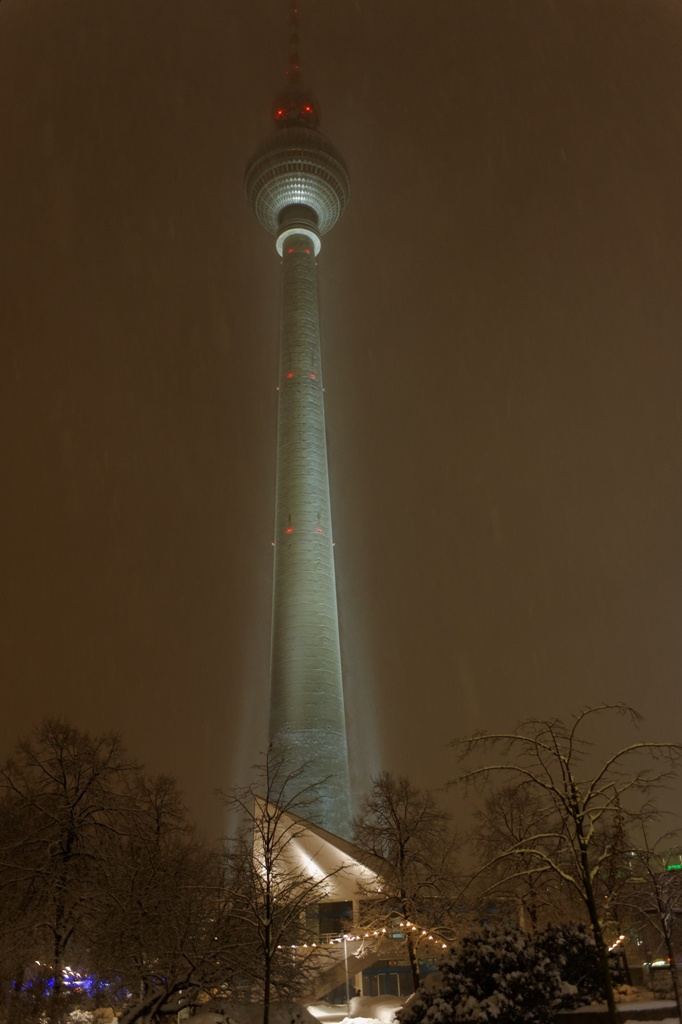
[559, 1000, 679, 1017]
[308, 997, 402, 1024]
[348, 996, 402, 1023]
[306, 1007, 348, 1023]
[339, 1018, 389, 1024]
[69, 997, 681, 1024]
[309, 997, 681, 1024]
[202, 1004, 320, 1024]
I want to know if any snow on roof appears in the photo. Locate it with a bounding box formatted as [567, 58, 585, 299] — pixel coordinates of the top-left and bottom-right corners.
[253, 798, 384, 901]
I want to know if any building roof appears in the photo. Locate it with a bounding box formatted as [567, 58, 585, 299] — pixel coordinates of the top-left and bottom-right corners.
[254, 797, 385, 903]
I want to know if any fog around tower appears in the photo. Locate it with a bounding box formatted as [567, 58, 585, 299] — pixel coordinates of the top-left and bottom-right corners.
[0, 0, 681, 837]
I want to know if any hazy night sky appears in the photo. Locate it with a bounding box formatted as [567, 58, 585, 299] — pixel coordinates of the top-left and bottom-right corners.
[1, 0, 681, 838]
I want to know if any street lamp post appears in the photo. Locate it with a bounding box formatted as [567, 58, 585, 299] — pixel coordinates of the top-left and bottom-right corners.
[343, 933, 350, 1014]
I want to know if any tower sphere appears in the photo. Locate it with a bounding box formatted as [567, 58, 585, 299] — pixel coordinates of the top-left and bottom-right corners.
[245, 126, 350, 240]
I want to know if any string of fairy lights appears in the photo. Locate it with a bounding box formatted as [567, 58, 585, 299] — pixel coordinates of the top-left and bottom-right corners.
[277, 922, 449, 953]
[279, 924, 630, 956]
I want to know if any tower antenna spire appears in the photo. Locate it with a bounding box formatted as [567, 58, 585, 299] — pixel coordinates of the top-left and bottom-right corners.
[271, 0, 320, 129]
[287, 0, 301, 84]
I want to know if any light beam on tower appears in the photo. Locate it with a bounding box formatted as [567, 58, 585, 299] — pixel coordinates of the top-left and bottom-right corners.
[245, 1, 352, 836]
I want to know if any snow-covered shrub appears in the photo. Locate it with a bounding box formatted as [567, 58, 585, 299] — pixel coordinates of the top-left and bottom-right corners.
[533, 923, 625, 1008]
[67, 1013, 95, 1024]
[400, 925, 563, 1024]
[613, 984, 641, 1003]
[399, 923, 626, 1024]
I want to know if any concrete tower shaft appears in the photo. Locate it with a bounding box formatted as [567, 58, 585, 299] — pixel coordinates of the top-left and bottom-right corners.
[270, 232, 351, 835]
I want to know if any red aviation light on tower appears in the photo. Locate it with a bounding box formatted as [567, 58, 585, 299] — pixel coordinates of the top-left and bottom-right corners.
[271, 86, 320, 128]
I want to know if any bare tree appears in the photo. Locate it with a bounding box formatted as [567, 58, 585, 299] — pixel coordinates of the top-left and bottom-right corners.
[222, 748, 341, 1024]
[451, 705, 682, 1024]
[0, 722, 232, 1024]
[87, 774, 230, 1024]
[619, 828, 682, 1018]
[352, 772, 460, 991]
[0, 795, 45, 1024]
[471, 783, 573, 930]
[0, 719, 138, 1020]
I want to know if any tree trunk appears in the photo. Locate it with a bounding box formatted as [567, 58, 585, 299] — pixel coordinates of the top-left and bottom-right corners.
[400, 884, 420, 992]
[52, 918, 64, 996]
[568, 785, 617, 1024]
[406, 933, 420, 993]
[119, 988, 171, 1024]
[661, 919, 682, 1022]
[263, 923, 271, 1024]
[579, 845, 617, 1024]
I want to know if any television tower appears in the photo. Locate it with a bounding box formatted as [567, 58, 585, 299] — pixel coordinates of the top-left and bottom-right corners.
[245, 1, 352, 836]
